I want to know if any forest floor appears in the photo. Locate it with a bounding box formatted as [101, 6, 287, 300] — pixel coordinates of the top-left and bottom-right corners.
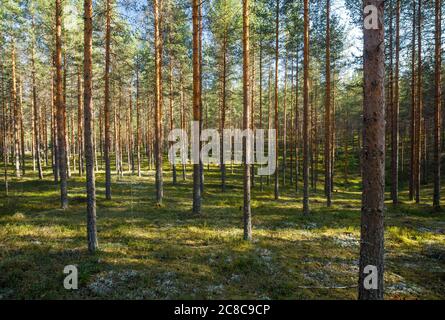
[0, 162, 444, 300]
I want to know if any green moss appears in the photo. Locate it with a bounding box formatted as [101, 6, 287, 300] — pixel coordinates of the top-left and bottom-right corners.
[0, 163, 444, 299]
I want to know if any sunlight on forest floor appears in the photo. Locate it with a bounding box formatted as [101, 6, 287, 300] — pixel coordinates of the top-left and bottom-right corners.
[0, 163, 444, 299]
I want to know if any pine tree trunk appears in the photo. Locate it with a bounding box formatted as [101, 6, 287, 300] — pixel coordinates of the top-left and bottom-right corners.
[192, 0, 202, 214]
[242, 0, 252, 241]
[31, 34, 43, 180]
[77, 67, 84, 177]
[55, 0, 68, 208]
[391, 0, 400, 205]
[154, 0, 164, 205]
[169, 48, 177, 185]
[11, 42, 20, 178]
[325, 0, 332, 206]
[282, 54, 287, 186]
[18, 78, 25, 176]
[104, 0, 112, 200]
[274, 0, 279, 200]
[84, 0, 98, 253]
[358, 0, 385, 300]
[303, 0, 310, 215]
[433, 0, 442, 210]
[1, 60, 8, 196]
[136, 69, 141, 177]
[409, 0, 416, 201]
[415, 0, 422, 203]
[220, 32, 227, 192]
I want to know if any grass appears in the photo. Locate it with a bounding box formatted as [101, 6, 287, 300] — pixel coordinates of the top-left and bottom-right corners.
[0, 160, 444, 300]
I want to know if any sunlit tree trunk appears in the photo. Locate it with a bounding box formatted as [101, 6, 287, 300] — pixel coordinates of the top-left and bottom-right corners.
[11, 42, 20, 178]
[192, 0, 202, 214]
[154, 0, 164, 205]
[83, 0, 98, 252]
[358, 0, 385, 300]
[303, 0, 310, 215]
[1, 59, 8, 195]
[274, 0, 279, 200]
[77, 67, 84, 177]
[55, 0, 68, 208]
[104, 0, 112, 199]
[415, 0, 422, 203]
[324, 0, 332, 207]
[136, 68, 141, 177]
[242, 0, 252, 241]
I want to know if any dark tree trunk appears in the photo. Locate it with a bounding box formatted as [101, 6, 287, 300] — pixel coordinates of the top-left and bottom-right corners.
[433, 0, 442, 210]
[391, 0, 400, 205]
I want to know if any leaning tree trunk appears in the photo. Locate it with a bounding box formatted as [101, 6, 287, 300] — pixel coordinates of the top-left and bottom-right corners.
[358, 0, 385, 300]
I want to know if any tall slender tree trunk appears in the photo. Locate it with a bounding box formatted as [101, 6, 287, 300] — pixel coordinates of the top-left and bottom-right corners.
[415, 0, 422, 203]
[303, 0, 310, 215]
[180, 69, 186, 180]
[274, 0, 279, 200]
[434, 0, 442, 210]
[51, 65, 59, 183]
[282, 54, 287, 186]
[391, 0, 400, 205]
[1, 59, 8, 196]
[409, 0, 416, 201]
[295, 51, 299, 193]
[136, 68, 141, 177]
[104, 0, 112, 200]
[18, 78, 25, 176]
[32, 13, 43, 180]
[169, 47, 177, 185]
[154, 0, 164, 205]
[55, 0, 68, 208]
[358, 0, 385, 300]
[259, 44, 264, 191]
[77, 67, 84, 177]
[11, 42, 20, 178]
[192, 0, 202, 214]
[220, 32, 227, 192]
[325, 0, 332, 207]
[84, 0, 98, 253]
[242, 0, 252, 241]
